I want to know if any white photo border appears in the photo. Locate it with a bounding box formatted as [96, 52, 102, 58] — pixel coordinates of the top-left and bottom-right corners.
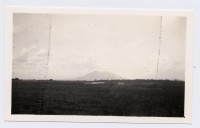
[4, 6, 194, 123]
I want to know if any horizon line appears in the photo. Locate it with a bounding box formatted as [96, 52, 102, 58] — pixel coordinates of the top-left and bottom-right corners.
[12, 78, 185, 82]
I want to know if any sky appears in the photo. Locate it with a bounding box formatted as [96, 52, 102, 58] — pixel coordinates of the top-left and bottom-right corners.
[13, 13, 186, 80]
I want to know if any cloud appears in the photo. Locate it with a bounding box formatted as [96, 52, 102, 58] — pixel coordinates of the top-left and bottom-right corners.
[13, 46, 48, 79]
[14, 45, 36, 63]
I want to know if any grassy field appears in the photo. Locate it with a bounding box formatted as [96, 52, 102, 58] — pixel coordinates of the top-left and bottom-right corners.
[11, 80, 184, 117]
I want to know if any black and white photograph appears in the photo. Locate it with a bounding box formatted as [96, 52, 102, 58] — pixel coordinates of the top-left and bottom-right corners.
[4, 7, 193, 123]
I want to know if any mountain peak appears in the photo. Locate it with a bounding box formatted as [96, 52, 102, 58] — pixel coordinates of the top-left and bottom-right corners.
[74, 70, 123, 81]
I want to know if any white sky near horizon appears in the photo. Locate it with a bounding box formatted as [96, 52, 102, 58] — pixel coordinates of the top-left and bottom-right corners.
[13, 13, 186, 80]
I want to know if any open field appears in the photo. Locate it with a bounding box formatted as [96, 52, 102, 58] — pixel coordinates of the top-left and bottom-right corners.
[11, 80, 184, 117]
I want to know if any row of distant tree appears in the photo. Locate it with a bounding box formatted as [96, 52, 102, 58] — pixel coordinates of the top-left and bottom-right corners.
[12, 78, 53, 81]
[12, 78, 183, 82]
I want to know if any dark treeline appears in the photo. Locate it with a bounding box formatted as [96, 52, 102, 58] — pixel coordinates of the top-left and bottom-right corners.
[12, 78, 184, 82]
[12, 78, 184, 87]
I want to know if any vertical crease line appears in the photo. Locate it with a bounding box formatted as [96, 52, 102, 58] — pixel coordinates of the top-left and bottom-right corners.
[45, 16, 52, 80]
[156, 16, 162, 80]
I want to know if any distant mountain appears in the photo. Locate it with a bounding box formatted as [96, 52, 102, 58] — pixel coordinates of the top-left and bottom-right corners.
[73, 71, 124, 81]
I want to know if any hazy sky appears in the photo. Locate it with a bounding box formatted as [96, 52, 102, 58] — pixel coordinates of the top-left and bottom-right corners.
[13, 13, 186, 80]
